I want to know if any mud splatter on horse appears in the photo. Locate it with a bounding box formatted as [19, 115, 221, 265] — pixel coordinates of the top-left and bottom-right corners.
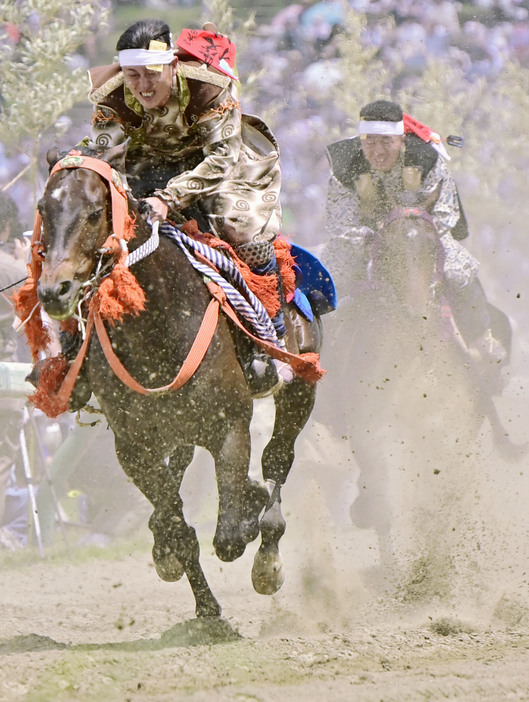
[18, 142, 324, 618]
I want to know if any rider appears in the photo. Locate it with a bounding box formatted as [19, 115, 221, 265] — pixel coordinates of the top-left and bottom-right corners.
[324, 99, 508, 367]
[85, 19, 290, 397]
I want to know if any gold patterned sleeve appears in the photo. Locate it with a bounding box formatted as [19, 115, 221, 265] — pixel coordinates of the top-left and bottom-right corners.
[325, 175, 363, 238]
[422, 157, 461, 237]
[90, 105, 128, 148]
[154, 98, 242, 210]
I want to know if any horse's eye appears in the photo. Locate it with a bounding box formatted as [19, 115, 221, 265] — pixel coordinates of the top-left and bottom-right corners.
[87, 209, 103, 224]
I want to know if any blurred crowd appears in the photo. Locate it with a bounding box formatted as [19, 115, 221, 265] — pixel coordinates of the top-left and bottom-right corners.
[3, 0, 529, 237]
[235, 0, 529, 244]
[266, 0, 529, 79]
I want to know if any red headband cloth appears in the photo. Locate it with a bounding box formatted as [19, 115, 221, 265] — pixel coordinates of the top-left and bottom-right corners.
[175, 29, 238, 80]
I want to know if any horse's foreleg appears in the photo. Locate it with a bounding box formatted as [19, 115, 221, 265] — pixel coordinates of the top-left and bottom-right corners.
[148, 506, 221, 618]
[116, 441, 221, 618]
[252, 378, 317, 595]
[211, 420, 254, 563]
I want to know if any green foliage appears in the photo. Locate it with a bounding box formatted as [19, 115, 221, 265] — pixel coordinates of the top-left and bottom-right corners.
[331, 7, 529, 283]
[0, 0, 110, 144]
[201, 0, 256, 61]
[333, 11, 393, 128]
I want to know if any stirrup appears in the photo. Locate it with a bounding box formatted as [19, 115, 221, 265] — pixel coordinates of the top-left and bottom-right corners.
[246, 354, 283, 399]
[273, 359, 294, 383]
[469, 328, 507, 366]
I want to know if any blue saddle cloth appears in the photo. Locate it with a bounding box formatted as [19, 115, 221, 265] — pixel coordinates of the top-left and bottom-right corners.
[290, 244, 337, 322]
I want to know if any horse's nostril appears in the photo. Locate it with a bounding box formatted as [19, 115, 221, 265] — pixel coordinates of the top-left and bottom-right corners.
[58, 280, 72, 297]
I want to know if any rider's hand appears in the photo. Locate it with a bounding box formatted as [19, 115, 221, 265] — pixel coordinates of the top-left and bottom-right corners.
[143, 196, 169, 222]
[345, 226, 374, 242]
[13, 237, 31, 261]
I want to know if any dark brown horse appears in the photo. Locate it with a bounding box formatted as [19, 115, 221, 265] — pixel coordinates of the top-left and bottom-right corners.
[319, 206, 514, 597]
[31, 141, 323, 618]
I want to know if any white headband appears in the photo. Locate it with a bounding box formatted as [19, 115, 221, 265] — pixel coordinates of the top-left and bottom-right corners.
[358, 120, 405, 136]
[118, 49, 175, 67]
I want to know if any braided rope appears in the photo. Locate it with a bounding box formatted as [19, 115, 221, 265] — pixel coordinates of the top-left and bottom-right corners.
[125, 220, 160, 268]
[160, 223, 279, 346]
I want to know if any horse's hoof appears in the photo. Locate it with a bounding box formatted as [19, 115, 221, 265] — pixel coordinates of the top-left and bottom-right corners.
[213, 535, 246, 563]
[213, 523, 246, 562]
[152, 551, 185, 582]
[251, 545, 285, 595]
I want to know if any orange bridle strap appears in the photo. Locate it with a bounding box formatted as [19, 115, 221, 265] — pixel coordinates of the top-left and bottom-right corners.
[92, 279, 325, 395]
[29, 153, 133, 284]
[92, 284, 225, 395]
[48, 153, 132, 242]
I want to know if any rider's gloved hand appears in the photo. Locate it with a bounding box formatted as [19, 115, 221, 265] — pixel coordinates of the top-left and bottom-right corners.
[140, 196, 169, 223]
[345, 225, 374, 243]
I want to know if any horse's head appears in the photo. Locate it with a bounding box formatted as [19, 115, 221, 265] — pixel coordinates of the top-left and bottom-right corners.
[369, 206, 444, 316]
[36, 140, 131, 320]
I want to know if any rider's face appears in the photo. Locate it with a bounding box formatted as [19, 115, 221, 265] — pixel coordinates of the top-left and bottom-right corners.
[122, 62, 176, 109]
[361, 134, 405, 172]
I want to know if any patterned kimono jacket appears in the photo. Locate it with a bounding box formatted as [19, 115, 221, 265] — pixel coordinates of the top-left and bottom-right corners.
[88, 58, 282, 266]
[324, 135, 479, 291]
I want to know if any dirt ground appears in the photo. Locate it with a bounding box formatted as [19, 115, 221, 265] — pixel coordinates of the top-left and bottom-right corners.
[1, 517, 529, 702]
[1, 540, 529, 702]
[1, 382, 529, 702]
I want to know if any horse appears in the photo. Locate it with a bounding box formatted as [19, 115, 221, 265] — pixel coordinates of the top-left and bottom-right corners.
[22, 141, 323, 618]
[318, 206, 514, 599]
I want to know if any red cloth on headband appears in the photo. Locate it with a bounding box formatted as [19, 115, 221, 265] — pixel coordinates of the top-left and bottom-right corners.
[175, 29, 238, 79]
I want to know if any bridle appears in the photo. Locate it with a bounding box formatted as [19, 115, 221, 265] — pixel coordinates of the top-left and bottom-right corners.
[26, 153, 324, 417]
[370, 206, 446, 306]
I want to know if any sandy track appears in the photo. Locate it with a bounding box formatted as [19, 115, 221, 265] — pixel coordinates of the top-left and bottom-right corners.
[1, 504, 528, 702]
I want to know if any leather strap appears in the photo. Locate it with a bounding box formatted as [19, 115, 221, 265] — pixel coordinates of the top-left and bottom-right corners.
[92, 288, 222, 395]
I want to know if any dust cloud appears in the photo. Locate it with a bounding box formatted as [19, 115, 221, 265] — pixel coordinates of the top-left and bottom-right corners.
[285, 319, 529, 635]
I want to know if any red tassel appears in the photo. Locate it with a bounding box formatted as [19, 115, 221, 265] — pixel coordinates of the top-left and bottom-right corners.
[12, 272, 52, 361]
[274, 236, 297, 298]
[123, 212, 137, 241]
[242, 267, 281, 318]
[29, 355, 71, 418]
[109, 264, 146, 316]
[293, 352, 326, 384]
[96, 261, 146, 323]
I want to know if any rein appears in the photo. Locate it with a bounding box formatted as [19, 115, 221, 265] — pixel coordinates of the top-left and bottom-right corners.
[92, 278, 323, 396]
[375, 205, 446, 296]
[0, 276, 28, 294]
[93, 283, 222, 396]
[381, 206, 435, 229]
[26, 152, 324, 415]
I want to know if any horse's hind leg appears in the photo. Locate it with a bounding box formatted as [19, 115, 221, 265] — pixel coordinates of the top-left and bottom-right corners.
[252, 377, 317, 595]
[115, 441, 221, 618]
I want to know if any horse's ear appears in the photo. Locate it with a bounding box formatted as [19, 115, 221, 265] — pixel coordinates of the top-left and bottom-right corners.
[101, 138, 130, 173]
[46, 146, 62, 171]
